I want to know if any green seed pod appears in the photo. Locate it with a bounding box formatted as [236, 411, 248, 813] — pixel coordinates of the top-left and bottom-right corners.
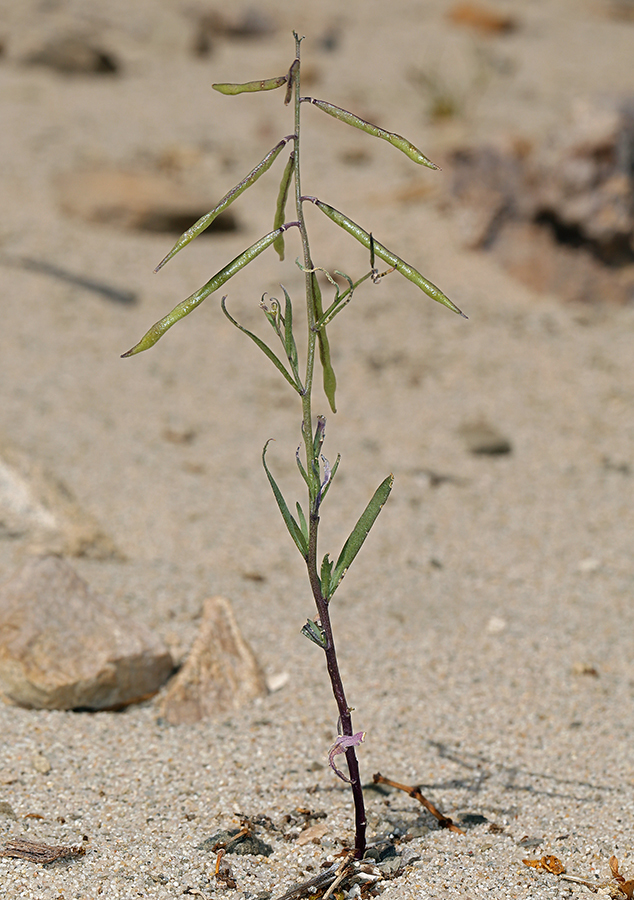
[273, 151, 295, 260]
[311, 271, 337, 412]
[155, 138, 292, 272]
[122, 226, 292, 357]
[308, 198, 466, 318]
[306, 98, 438, 169]
[212, 76, 287, 95]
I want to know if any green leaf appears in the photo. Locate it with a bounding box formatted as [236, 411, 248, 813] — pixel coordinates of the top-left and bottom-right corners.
[306, 98, 438, 169]
[329, 473, 394, 598]
[212, 76, 287, 95]
[296, 501, 308, 544]
[311, 272, 337, 412]
[221, 298, 301, 392]
[273, 151, 295, 260]
[320, 553, 333, 598]
[155, 139, 291, 272]
[122, 226, 293, 358]
[307, 198, 467, 318]
[301, 618, 327, 649]
[262, 441, 308, 559]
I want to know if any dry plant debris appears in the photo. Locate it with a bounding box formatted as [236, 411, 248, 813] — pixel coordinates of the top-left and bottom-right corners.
[372, 772, 466, 834]
[0, 838, 86, 865]
[522, 853, 634, 897]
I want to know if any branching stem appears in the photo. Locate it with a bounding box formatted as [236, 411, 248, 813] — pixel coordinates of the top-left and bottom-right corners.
[292, 30, 366, 859]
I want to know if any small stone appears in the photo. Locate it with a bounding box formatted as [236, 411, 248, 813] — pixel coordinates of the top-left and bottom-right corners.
[448, 2, 518, 34]
[159, 596, 267, 725]
[0, 557, 173, 710]
[197, 829, 273, 857]
[0, 801, 17, 819]
[486, 616, 507, 635]
[399, 847, 422, 867]
[31, 752, 51, 775]
[460, 421, 512, 455]
[297, 822, 328, 845]
[578, 557, 601, 573]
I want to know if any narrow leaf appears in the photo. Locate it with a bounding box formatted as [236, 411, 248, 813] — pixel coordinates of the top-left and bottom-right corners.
[295, 446, 310, 487]
[155, 139, 291, 271]
[305, 98, 438, 169]
[212, 76, 287, 95]
[306, 198, 467, 318]
[221, 298, 301, 392]
[311, 272, 337, 412]
[330, 474, 394, 597]
[122, 226, 292, 357]
[262, 441, 308, 558]
[320, 553, 333, 599]
[273, 151, 295, 260]
[296, 501, 308, 544]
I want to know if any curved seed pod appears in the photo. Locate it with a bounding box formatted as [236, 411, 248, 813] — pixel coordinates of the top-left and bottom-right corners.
[305, 98, 438, 169]
[285, 58, 299, 106]
[281, 286, 299, 371]
[311, 272, 337, 412]
[307, 198, 466, 318]
[273, 151, 295, 260]
[122, 226, 291, 357]
[155, 138, 292, 272]
[212, 75, 287, 95]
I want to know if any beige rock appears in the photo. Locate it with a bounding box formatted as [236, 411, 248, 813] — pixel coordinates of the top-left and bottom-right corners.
[0, 438, 121, 559]
[24, 35, 119, 75]
[0, 557, 173, 710]
[55, 170, 237, 234]
[159, 596, 267, 725]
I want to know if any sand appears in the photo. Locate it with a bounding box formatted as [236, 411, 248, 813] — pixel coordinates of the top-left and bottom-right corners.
[1, 1, 633, 897]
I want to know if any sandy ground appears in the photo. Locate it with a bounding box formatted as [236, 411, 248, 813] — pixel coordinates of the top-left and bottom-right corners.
[1, 1, 634, 897]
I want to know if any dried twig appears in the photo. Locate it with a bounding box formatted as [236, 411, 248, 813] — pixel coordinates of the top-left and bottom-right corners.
[0, 838, 86, 865]
[372, 772, 466, 834]
[274, 862, 342, 900]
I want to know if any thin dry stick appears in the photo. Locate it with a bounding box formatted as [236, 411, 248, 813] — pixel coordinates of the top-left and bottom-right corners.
[373, 772, 465, 835]
[0, 838, 86, 864]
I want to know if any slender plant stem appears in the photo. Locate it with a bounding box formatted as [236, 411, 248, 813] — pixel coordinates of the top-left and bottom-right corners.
[291, 30, 367, 860]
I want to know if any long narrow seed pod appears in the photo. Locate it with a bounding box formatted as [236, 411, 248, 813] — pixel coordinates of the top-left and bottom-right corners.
[305, 198, 466, 318]
[212, 75, 287, 95]
[273, 151, 295, 260]
[122, 226, 295, 357]
[303, 98, 438, 169]
[155, 138, 293, 272]
[311, 271, 337, 412]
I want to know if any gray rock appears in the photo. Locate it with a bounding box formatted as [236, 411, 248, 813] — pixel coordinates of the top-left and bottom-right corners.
[0, 438, 121, 559]
[159, 596, 267, 725]
[0, 557, 173, 710]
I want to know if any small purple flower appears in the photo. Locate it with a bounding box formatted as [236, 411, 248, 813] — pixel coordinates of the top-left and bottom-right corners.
[328, 731, 366, 783]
